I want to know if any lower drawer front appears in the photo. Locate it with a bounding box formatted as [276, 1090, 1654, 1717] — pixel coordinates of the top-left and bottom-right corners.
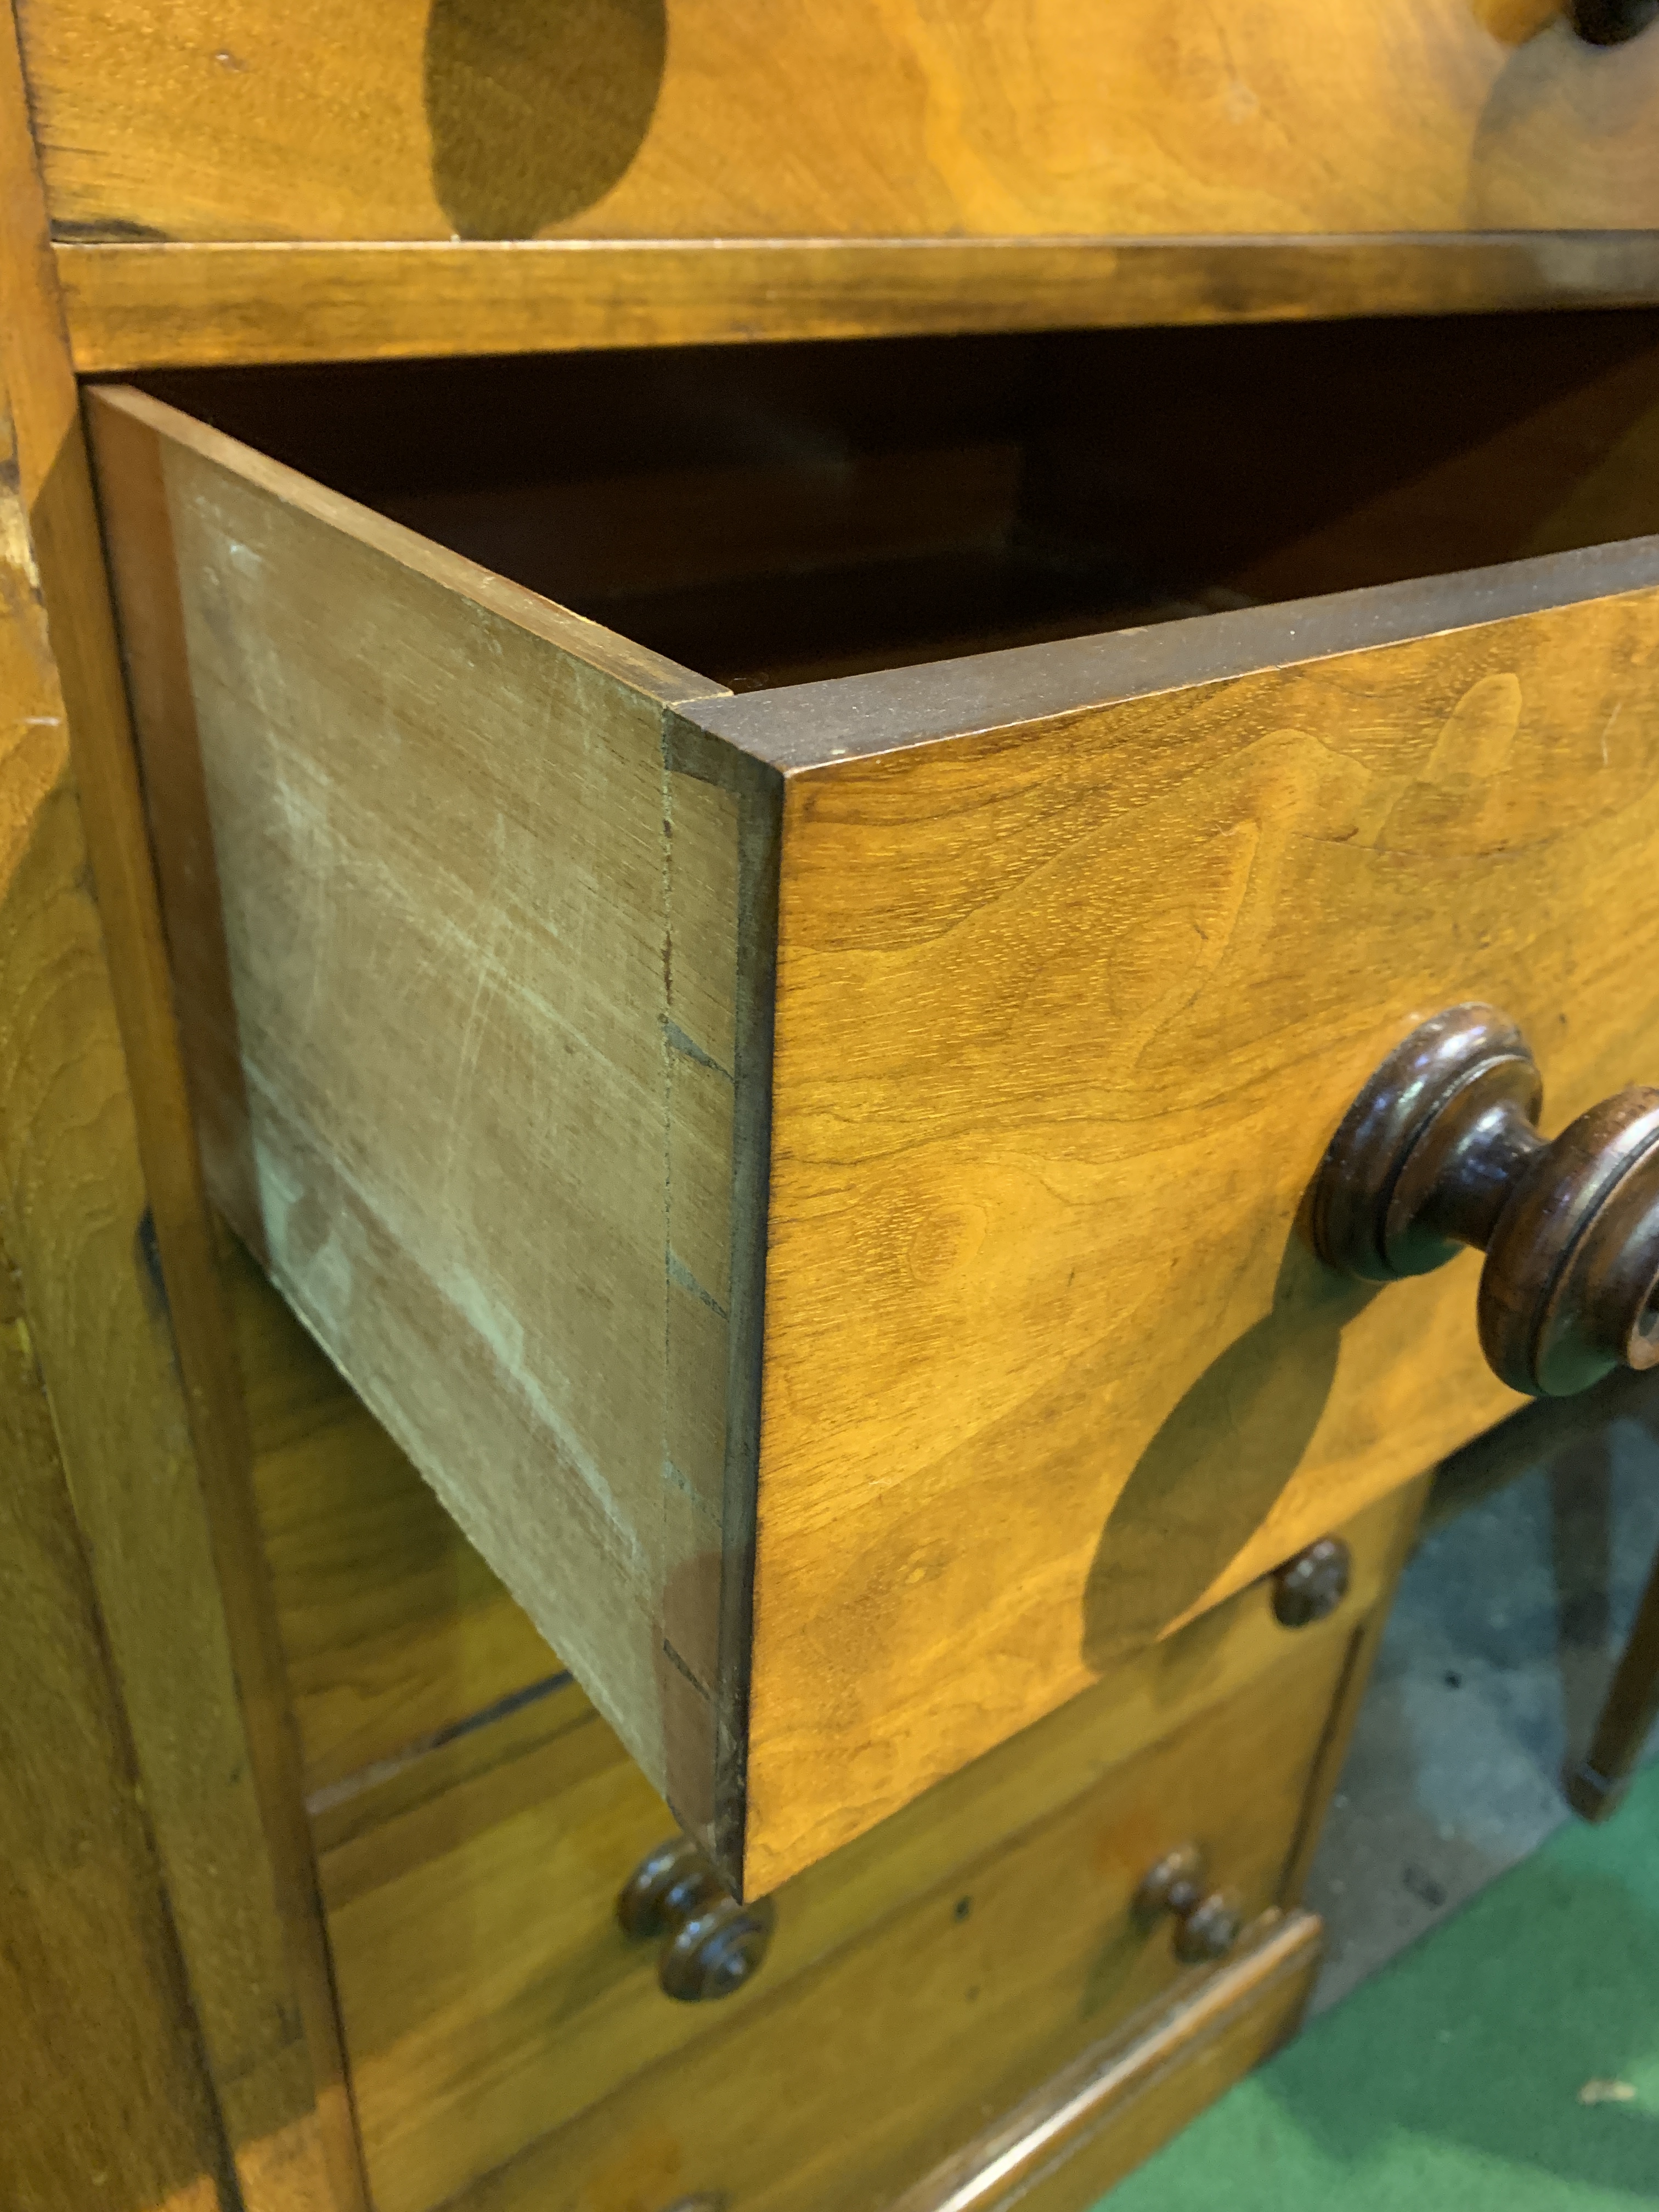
[436, 1635, 1350, 2212]
[320, 1619, 1354, 2212]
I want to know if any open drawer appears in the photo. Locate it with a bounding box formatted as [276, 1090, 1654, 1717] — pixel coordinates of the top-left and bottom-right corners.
[89, 310, 1659, 1895]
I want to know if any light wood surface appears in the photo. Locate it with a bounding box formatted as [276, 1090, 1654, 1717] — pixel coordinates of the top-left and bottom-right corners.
[306, 1449, 1408, 2212]
[86, 385, 780, 1864]
[225, 1233, 564, 1797]
[435, 1644, 1346, 2212]
[97, 342, 1659, 1894]
[0, 26, 364, 2204]
[0, 307, 230, 2212]
[674, 534, 1659, 1888]
[0, 1214, 229, 2212]
[889, 1910, 1322, 2212]
[53, 233, 1659, 374]
[19, 0, 1659, 244]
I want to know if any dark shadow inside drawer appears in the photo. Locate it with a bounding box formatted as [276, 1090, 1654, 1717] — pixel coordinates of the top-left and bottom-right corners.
[126, 306, 1659, 691]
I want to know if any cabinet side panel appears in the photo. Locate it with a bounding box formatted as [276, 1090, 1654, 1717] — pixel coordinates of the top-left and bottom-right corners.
[88, 387, 743, 1836]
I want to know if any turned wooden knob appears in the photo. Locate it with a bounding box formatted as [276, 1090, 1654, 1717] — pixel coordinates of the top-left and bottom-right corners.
[617, 1836, 775, 2002]
[1568, 0, 1658, 43]
[1134, 1844, 1242, 1963]
[1308, 1005, 1659, 1398]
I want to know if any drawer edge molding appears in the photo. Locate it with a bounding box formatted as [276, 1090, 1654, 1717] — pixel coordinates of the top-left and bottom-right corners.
[886, 1908, 1322, 2212]
[58, 233, 1659, 375]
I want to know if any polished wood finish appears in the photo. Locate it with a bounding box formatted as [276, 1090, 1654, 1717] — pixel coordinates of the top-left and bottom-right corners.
[0, 24, 364, 2205]
[55, 234, 1659, 374]
[0, 338, 232, 2212]
[888, 1911, 1322, 2212]
[685, 534, 1659, 1889]
[1313, 1003, 1659, 1396]
[89, 332, 1659, 1892]
[428, 1645, 1347, 2212]
[297, 1453, 1408, 2212]
[0, 1215, 230, 2212]
[18, 1, 1659, 246]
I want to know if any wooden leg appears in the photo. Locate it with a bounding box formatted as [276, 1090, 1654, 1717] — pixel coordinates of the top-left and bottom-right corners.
[1565, 1535, 1659, 1821]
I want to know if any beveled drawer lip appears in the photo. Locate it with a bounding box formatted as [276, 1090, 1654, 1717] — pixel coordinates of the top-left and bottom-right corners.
[681, 529, 1659, 774]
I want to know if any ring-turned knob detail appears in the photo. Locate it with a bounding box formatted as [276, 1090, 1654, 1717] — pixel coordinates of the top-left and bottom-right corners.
[1308, 1005, 1659, 1398]
[617, 1836, 775, 2002]
[1134, 1843, 1243, 1963]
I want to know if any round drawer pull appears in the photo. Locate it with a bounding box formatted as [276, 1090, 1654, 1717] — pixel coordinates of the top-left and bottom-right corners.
[1134, 1843, 1243, 1963]
[1308, 1003, 1659, 1398]
[1568, 0, 1658, 44]
[1272, 1536, 1352, 1628]
[617, 1836, 776, 2003]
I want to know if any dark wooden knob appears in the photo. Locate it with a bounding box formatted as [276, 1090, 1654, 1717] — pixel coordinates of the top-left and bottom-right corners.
[1569, 0, 1658, 43]
[1272, 1536, 1352, 1627]
[1308, 1005, 1659, 1398]
[1134, 1844, 1243, 1963]
[617, 1836, 775, 2003]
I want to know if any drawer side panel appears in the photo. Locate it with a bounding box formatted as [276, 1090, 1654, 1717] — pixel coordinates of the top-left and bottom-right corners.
[86, 386, 766, 1863]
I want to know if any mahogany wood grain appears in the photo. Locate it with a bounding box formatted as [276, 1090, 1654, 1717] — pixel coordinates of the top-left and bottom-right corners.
[55, 233, 1659, 374]
[19, 1, 1659, 245]
[0, 25, 364, 2203]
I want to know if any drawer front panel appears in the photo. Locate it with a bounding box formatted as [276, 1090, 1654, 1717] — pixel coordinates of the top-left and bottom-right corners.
[684, 537, 1659, 1887]
[413, 1639, 1351, 2212]
[23, 1, 1659, 245]
[307, 1455, 1407, 2212]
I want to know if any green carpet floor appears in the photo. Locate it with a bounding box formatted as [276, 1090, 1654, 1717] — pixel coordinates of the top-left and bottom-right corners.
[1099, 1759, 1659, 2208]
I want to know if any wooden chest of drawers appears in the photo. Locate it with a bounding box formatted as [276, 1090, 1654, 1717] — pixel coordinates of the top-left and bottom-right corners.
[9, 10, 1659, 2209]
[86, 309, 1659, 1895]
[236, 1238, 1418, 2211]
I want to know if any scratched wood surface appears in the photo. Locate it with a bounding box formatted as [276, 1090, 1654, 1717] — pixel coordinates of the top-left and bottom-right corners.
[17, 0, 1659, 245]
[223, 1232, 563, 1797]
[86, 384, 781, 1870]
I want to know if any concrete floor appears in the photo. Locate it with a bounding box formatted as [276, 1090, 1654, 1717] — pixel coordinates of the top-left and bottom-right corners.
[1303, 1379, 1659, 2014]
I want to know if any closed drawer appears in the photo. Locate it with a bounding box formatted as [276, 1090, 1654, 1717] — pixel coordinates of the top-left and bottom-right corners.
[90, 309, 1659, 1893]
[363, 1627, 1355, 2212]
[239, 1240, 1409, 2212]
[23, 0, 1659, 245]
[314, 1531, 1378, 2212]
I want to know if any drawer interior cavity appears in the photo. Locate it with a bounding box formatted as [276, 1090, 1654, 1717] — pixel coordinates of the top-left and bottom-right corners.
[125, 306, 1659, 692]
